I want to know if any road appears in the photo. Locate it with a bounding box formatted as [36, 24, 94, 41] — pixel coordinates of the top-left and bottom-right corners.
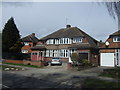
[2, 63, 115, 89]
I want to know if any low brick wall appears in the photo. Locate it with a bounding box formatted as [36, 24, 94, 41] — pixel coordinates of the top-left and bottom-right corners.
[23, 60, 42, 66]
[44, 57, 68, 62]
[3, 59, 43, 67]
[4, 59, 23, 64]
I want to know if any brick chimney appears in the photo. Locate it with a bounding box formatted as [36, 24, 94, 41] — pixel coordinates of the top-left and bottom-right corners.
[32, 33, 35, 36]
[66, 25, 71, 28]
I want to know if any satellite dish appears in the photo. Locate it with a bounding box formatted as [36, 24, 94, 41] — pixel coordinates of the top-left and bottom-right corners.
[105, 41, 110, 46]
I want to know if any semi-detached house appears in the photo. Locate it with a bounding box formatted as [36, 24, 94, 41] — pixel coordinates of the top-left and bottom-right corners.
[31, 25, 101, 65]
[100, 30, 120, 67]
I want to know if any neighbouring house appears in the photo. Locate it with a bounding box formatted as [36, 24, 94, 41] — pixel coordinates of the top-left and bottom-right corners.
[100, 30, 120, 67]
[21, 33, 39, 54]
[31, 25, 100, 65]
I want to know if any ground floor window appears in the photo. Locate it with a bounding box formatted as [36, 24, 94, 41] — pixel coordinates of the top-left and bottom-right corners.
[60, 49, 69, 58]
[22, 50, 28, 53]
[79, 52, 88, 61]
[45, 49, 70, 58]
[69, 49, 77, 56]
[45, 50, 59, 57]
[116, 49, 120, 66]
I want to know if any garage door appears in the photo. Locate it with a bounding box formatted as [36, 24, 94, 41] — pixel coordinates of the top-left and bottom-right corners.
[100, 53, 114, 67]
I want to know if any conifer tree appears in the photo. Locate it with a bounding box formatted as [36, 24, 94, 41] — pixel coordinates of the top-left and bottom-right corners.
[2, 17, 23, 52]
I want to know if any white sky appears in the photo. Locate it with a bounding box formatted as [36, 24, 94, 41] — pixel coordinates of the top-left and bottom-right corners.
[1, 1, 118, 42]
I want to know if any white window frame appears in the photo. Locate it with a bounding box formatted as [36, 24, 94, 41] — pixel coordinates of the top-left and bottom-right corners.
[22, 50, 28, 53]
[46, 39, 54, 44]
[73, 37, 82, 43]
[113, 36, 120, 42]
[116, 49, 120, 66]
[24, 42, 29, 45]
[60, 49, 69, 58]
[46, 50, 49, 57]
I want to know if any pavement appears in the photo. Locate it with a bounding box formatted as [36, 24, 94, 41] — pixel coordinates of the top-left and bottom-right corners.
[1, 63, 119, 89]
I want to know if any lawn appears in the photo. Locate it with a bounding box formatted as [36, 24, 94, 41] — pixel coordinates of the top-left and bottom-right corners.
[2, 62, 43, 68]
[81, 78, 120, 88]
[99, 67, 120, 79]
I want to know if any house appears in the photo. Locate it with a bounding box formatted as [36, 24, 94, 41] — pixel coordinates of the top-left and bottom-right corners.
[21, 33, 38, 54]
[100, 30, 120, 67]
[31, 25, 100, 65]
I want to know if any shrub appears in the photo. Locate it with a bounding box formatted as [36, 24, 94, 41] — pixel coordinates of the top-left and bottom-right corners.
[71, 53, 80, 66]
[82, 59, 89, 66]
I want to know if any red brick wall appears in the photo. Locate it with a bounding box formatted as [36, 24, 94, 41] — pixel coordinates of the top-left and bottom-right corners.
[23, 60, 42, 66]
[4, 60, 23, 64]
[100, 49, 115, 53]
[101, 38, 120, 48]
[21, 42, 36, 53]
[44, 57, 68, 62]
[77, 49, 99, 65]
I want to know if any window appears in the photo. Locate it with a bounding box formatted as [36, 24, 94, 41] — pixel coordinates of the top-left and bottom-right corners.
[46, 50, 49, 57]
[113, 36, 120, 42]
[24, 42, 29, 45]
[73, 37, 82, 43]
[60, 49, 69, 57]
[54, 50, 59, 57]
[22, 50, 28, 53]
[45, 50, 59, 57]
[46, 39, 54, 44]
[116, 49, 120, 65]
[59, 38, 71, 44]
[54, 39, 59, 44]
[70, 49, 76, 56]
[50, 50, 53, 57]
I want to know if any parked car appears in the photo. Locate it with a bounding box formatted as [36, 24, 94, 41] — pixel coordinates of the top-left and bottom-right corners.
[50, 57, 62, 66]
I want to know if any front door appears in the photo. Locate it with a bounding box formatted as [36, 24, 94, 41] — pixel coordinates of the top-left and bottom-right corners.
[116, 49, 120, 66]
[38, 51, 44, 61]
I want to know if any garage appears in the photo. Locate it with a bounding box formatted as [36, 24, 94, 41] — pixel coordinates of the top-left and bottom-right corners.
[100, 53, 115, 67]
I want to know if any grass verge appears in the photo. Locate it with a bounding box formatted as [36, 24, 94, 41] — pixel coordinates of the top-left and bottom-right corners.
[2, 62, 43, 68]
[81, 78, 120, 88]
[99, 67, 120, 79]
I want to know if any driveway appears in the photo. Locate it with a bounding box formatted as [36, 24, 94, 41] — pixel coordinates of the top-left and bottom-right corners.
[2, 63, 114, 89]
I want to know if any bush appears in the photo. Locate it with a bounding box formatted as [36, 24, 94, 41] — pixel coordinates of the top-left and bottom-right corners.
[71, 53, 80, 66]
[82, 59, 89, 66]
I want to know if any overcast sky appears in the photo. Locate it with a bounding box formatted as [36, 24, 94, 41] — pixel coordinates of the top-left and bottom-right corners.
[1, 2, 118, 42]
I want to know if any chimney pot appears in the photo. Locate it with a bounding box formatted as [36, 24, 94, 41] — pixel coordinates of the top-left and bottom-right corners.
[32, 33, 35, 36]
[66, 25, 71, 28]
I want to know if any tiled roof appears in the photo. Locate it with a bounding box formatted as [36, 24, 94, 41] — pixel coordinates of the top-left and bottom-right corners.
[110, 30, 120, 36]
[31, 45, 46, 50]
[21, 33, 38, 43]
[40, 27, 84, 40]
[40, 26, 99, 49]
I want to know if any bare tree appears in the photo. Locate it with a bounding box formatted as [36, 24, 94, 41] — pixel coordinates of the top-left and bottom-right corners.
[105, 1, 120, 29]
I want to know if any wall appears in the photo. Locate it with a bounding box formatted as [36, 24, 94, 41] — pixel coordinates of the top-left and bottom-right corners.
[21, 42, 35, 53]
[101, 38, 120, 48]
[4, 59, 43, 66]
[100, 49, 115, 53]
[4, 59, 23, 64]
[44, 57, 68, 62]
[23, 60, 42, 66]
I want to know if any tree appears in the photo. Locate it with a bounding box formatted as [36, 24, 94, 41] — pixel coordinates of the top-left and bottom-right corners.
[71, 53, 80, 66]
[104, 2, 120, 29]
[2, 17, 22, 52]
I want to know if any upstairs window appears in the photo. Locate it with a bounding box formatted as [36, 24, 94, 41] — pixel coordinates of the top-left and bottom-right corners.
[113, 36, 120, 42]
[60, 38, 71, 44]
[24, 42, 29, 45]
[73, 37, 82, 43]
[46, 39, 54, 44]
